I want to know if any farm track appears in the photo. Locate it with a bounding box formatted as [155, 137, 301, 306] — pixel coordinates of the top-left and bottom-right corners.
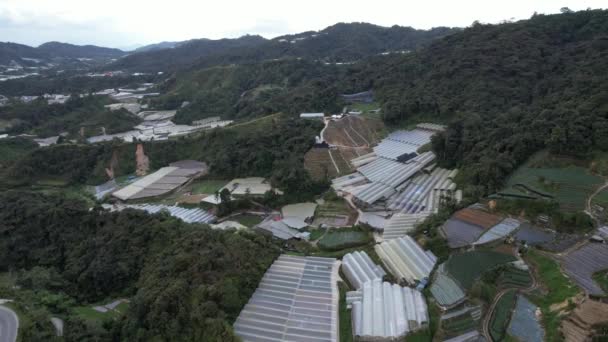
[481, 256, 539, 341]
[586, 180, 608, 225]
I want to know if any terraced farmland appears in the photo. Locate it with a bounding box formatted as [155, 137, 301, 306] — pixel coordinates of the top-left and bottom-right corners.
[323, 115, 384, 147]
[446, 251, 517, 290]
[497, 266, 532, 289]
[489, 290, 517, 342]
[501, 151, 603, 211]
[304, 147, 338, 180]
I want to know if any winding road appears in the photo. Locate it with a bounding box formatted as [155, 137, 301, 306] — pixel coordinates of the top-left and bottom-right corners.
[0, 305, 18, 342]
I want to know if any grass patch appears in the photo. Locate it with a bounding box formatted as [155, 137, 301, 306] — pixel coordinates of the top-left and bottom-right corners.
[526, 250, 579, 342]
[338, 282, 353, 342]
[489, 290, 517, 342]
[445, 251, 517, 290]
[593, 270, 608, 297]
[230, 214, 263, 227]
[308, 228, 327, 241]
[191, 179, 227, 195]
[72, 302, 129, 323]
[318, 228, 371, 251]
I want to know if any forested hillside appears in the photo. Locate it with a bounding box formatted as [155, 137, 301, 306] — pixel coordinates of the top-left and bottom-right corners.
[0, 41, 125, 65]
[108, 23, 457, 72]
[0, 191, 279, 341]
[3, 116, 325, 199]
[353, 10, 608, 195]
[157, 59, 345, 123]
[0, 95, 140, 138]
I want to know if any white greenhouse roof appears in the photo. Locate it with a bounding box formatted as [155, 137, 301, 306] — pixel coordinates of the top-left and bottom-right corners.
[347, 279, 428, 339]
[112, 161, 207, 200]
[375, 235, 437, 285]
[342, 251, 386, 290]
[282, 202, 317, 221]
[430, 264, 466, 308]
[234, 255, 339, 342]
[104, 203, 216, 224]
[473, 218, 521, 245]
[257, 219, 300, 240]
[383, 212, 431, 241]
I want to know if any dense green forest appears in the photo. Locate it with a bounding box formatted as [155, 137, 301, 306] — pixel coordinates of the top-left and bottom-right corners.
[108, 23, 457, 72]
[3, 116, 326, 200]
[0, 73, 158, 97]
[156, 59, 345, 123]
[358, 10, 608, 195]
[0, 190, 280, 341]
[0, 95, 140, 138]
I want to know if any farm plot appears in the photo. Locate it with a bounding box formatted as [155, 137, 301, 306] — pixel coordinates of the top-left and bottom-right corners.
[502, 151, 603, 211]
[304, 147, 338, 180]
[561, 299, 608, 342]
[323, 116, 384, 147]
[190, 179, 227, 195]
[562, 243, 608, 296]
[318, 229, 371, 251]
[314, 199, 357, 227]
[507, 295, 544, 342]
[489, 290, 517, 342]
[497, 266, 532, 289]
[445, 251, 517, 290]
[514, 223, 555, 245]
[440, 307, 481, 339]
[540, 232, 586, 253]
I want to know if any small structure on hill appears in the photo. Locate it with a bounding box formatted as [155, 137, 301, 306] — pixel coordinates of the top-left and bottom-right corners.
[300, 112, 325, 119]
[112, 160, 207, 201]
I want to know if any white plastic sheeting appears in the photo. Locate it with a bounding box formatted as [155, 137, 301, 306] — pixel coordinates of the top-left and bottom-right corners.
[474, 218, 521, 245]
[342, 251, 386, 290]
[234, 255, 339, 342]
[347, 279, 428, 339]
[281, 202, 317, 222]
[383, 212, 432, 241]
[373, 128, 435, 161]
[104, 203, 216, 223]
[257, 220, 300, 240]
[388, 168, 457, 213]
[375, 235, 437, 285]
[430, 264, 466, 308]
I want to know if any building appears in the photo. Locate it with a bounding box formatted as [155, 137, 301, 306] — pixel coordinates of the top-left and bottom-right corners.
[112, 160, 207, 201]
[300, 113, 325, 119]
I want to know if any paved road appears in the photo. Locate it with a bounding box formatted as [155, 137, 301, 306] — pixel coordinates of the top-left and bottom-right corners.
[0, 305, 18, 342]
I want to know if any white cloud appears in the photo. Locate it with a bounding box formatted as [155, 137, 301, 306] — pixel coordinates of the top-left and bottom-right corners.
[0, 0, 605, 48]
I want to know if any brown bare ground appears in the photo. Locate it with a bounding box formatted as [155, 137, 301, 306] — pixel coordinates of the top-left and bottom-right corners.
[304, 148, 338, 181]
[324, 116, 384, 147]
[561, 299, 608, 342]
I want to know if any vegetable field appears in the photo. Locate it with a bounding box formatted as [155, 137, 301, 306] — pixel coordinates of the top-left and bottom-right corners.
[502, 151, 603, 211]
[445, 251, 516, 290]
[498, 267, 532, 289]
[318, 229, 370, 251]
[489, 290, 517, 342]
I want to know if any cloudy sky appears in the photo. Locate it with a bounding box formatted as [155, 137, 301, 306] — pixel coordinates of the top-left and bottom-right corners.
[0, 0, 605, 49]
